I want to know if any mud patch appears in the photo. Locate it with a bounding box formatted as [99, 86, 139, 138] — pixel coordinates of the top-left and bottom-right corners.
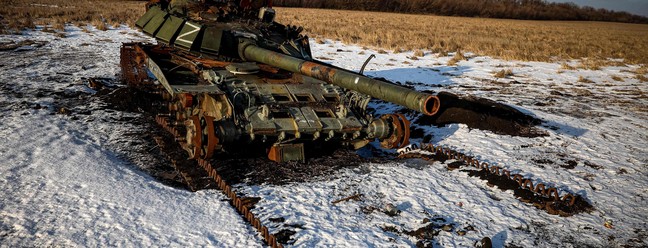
[99, 87, 160, 113]
[584, 161, 604, 170]
[560, 160, 578, 169]
[544, 196, 594, 217]
[211, 147, 368, 185]
[415, 92, 546, 137]
[266, 218, 302, 245]
[274, 229, 297, 245]
[378, 215, 462, 247]
[0, 39, 48, 51]
[406, 224, 441, 248]
[404, 217, 455, 248]
[467, 168, 520, 191]
[446, 161, 463, 170]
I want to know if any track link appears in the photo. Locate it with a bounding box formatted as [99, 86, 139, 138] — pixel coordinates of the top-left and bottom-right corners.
[151, 135, 216, 192]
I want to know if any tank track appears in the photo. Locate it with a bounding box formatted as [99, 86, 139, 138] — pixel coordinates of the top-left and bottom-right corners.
[398, 144, 593, 217]
[154, 115, 283, 248]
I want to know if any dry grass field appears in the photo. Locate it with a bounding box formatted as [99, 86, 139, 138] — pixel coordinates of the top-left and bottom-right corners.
[276, 8, 648, 64]
[1, 1, 647, 64]
[0, 0, 143, 32]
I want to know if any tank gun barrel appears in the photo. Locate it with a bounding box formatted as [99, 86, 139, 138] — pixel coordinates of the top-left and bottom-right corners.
[240, 43, 440, 116]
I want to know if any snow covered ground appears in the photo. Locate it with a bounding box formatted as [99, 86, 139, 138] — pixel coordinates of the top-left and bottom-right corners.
[0, 26, 261, 247]
[1, 25, 646, 247]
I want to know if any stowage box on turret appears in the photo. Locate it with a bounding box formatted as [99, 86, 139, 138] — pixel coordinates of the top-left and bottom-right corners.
[121, 0, 440, 162]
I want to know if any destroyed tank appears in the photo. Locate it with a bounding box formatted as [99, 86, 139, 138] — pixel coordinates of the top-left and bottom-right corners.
[121, 0, 440, 162]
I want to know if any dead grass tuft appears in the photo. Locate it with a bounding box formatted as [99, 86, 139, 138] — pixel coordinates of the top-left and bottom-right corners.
[637, 74, 648, 82]
[80, 25, 92, 33]
[6, 17, 36, 34]
[578, 58, 604, 71]
[447, 51, 466, 66]
[611, 75, 625, 82]
[92, 19, 109, 31]
[413, 50, 424, 57]
[494, 69, 514, 78]
[455, 51, 467, 61]
[578, 76, 595, 84]
[53, 22, 65, 32]
[561, 62, 576, 70]
[635, 66, 648, 75]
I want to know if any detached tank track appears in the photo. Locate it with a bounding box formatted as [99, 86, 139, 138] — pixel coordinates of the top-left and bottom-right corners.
[154, 115, 283, 248]
[122, 43, 281, 247]
[398, 143, 593, 217]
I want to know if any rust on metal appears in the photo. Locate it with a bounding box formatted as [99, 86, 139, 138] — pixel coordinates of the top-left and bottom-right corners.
[523, 179, 534, 191]
[120, 43, 151, 87]
[179, 93, 193, 108]
[257, 64, 280, 74]
[534, 183, 546, 195]
[187, 115, 202, 159]
[203, 116, 219, 159]
[170, 52, 234, 73]
[379, 114, 411, 149]
[299, 61, 337, 83]
[424, 95, 441, 116]
[267, 145, 281, 163]
[395, 114, 411, 149]
[547, 188, 560, 201]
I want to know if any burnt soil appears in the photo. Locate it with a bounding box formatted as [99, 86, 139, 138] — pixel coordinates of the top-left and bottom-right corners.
[205, 142, 375, 185]
[414, 91, 547, 137]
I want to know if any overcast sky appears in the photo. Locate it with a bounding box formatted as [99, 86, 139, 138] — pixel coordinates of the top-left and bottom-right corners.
[547, 0, 648, 17]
